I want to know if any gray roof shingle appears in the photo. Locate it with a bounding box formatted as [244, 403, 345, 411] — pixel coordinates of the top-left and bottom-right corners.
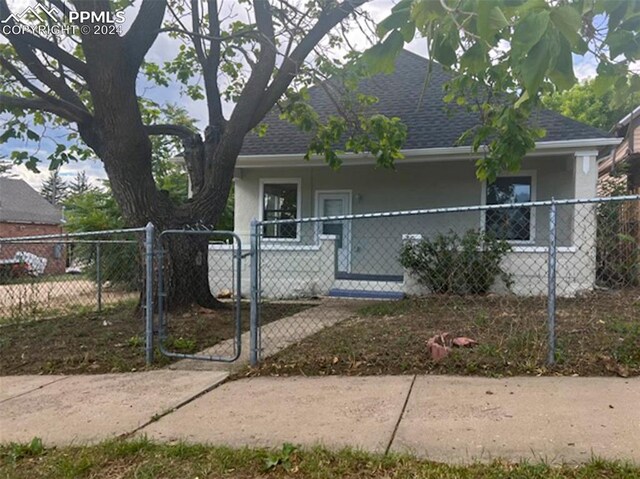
[0, 177, 63, 225]
[240, 50, 609, 156]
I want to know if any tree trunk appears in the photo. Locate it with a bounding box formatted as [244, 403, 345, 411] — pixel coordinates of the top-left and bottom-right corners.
[160, 234, 228, 311]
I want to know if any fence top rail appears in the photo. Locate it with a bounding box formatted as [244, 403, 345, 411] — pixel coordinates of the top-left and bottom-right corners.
[0, 227, 146, 244]
[257, 194, 640, 226]
[0, 239, 139, 245]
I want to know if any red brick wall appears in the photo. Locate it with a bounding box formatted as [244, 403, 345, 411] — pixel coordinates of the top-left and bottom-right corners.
[0, 222, 66, 275]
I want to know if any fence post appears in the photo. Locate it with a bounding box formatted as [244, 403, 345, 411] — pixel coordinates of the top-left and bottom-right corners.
[249, 219, 259, 366]
[547, 199, 558, 366]
[96, 242, 102, 312]
[145, 222, 155, 366]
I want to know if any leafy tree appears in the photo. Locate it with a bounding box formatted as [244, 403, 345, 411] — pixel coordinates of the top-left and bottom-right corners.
[1, 0, 638, 308]
[40, 169, 67, 205]
[63, 186, 139, 289]
[367, 0, 640, 180]
[63, 186, 124, 232]
[0, 0, 389, 309]
[68, 171, 92, 196]
[543, 80, 640, 131]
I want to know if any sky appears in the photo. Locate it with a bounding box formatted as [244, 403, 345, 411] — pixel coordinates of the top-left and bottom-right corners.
[0, 0, 604, 190]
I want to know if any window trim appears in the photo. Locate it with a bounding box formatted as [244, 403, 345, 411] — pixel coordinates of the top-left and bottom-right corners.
[480, 170, 537, 244]
[259, 178, 302, 241]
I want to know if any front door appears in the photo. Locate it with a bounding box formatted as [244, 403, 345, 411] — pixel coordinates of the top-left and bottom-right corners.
[317, 192, 351, 273]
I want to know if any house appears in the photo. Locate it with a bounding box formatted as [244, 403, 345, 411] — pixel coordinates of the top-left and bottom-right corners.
[0, 177, 65, 275]
[209, 51, 621, 298]
[598, 105, 640, 195]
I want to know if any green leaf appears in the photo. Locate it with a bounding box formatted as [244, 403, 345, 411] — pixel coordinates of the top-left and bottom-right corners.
[478, 2, 509, 42]
[377, 0, 415, 41]
[511, 10, 550, 59]
[548, 36, 577, 90]
[432, 32, 457, 67]
[26, 129, 40, 141]
[460, 43, 487, 73]
[550, 5, 583, 48]
[606, 30, 635, 59]
[362, 30, 405, 75]
[410, 0, 445, 26]
[520, 34, 551, 94]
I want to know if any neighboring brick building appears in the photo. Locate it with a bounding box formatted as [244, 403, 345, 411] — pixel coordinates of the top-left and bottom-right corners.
[0, 177, 65, 275]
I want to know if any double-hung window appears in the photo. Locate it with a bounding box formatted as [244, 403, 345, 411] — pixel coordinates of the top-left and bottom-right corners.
[485, 176, 533, 241]
[261, 180, 300, 239]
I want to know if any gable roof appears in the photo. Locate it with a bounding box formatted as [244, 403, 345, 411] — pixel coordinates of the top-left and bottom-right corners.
[0, 177, 62, 225]
[240, 50, 610, 157]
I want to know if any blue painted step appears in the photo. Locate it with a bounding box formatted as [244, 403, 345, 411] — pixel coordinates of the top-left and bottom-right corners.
[328, 289, 405, 300]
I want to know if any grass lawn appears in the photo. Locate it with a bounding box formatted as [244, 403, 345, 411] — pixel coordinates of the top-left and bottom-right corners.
[0, 301, 311, 375]
[247, 289, 640, 378]
[1, 439, 638, 479]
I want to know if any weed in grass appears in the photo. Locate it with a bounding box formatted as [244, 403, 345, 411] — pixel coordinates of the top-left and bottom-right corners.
[127, 335, 143, 348]
[2, 437, 44, 463]
[264, 443, 298, 472]
[165, 336, 197, 353]
[474, 310, 490, 328]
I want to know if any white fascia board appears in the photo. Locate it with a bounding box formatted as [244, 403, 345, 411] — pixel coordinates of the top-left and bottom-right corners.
[236, 138, 622, 168]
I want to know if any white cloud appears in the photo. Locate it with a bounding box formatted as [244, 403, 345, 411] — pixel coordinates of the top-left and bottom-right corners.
[7, 160, 107, 190]
[574, 54, 598, 81]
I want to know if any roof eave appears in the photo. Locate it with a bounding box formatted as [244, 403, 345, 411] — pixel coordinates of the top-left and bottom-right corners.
[236, 137, 622, 168]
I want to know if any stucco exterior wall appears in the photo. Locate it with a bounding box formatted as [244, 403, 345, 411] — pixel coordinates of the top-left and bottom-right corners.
[217, 153, 600, 298]
[208, 237, 337, 299]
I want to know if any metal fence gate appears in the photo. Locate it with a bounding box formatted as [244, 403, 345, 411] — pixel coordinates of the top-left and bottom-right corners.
[156, 227, 243, 362]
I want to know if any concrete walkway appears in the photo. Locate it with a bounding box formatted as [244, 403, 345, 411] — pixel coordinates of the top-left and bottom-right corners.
[2, 373, 638, 464]
[167, 300, 357, 372]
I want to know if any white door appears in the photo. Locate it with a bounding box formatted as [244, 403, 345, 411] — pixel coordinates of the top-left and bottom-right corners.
[317, 192, 351, 273]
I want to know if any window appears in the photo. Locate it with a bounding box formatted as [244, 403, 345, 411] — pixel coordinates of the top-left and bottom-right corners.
[262, 181, 299, 239]
[485, 176, 533, 241]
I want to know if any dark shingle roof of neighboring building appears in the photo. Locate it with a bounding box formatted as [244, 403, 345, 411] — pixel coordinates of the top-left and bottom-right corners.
[0, 177, 62, 225]
[240, 50, 610, 156]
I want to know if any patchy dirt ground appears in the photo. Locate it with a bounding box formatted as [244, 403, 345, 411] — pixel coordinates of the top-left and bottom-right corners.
[246, 290, 640, 378]
[0, 302, 310, 375]
[0, 278, 137, 322]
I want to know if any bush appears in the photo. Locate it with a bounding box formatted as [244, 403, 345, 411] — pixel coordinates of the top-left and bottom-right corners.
[399, 230, 512, 295]
[596, 199, 640, 288]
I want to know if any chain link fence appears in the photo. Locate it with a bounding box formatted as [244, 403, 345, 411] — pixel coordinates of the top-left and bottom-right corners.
[0, 228, 145, 323]
[0, 227, 153, 375]
[247, 196, 640, 374]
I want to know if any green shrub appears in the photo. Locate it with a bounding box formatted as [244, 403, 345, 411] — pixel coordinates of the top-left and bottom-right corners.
[399, 230, 512, 295]
[596, 197, 640, 288]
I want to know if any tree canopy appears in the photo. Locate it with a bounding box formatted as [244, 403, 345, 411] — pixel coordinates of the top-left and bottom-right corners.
[543, 79, 640, 131]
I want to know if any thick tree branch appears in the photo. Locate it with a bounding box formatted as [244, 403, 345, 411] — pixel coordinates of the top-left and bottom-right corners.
[190, 0, 207, 64]
[1, 26, 88, 77]
[0, 0, 88, 110]
[226, 0, 277, 133]
[123, 0, 167, 72]
[204, 0, 224, 127]
[0, 94, 84, 122]
[0, 57, 91, 123]
[250, 0, 369, 130]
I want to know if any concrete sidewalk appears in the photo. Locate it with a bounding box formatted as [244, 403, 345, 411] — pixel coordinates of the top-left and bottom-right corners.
[1, 373, 638, 464]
